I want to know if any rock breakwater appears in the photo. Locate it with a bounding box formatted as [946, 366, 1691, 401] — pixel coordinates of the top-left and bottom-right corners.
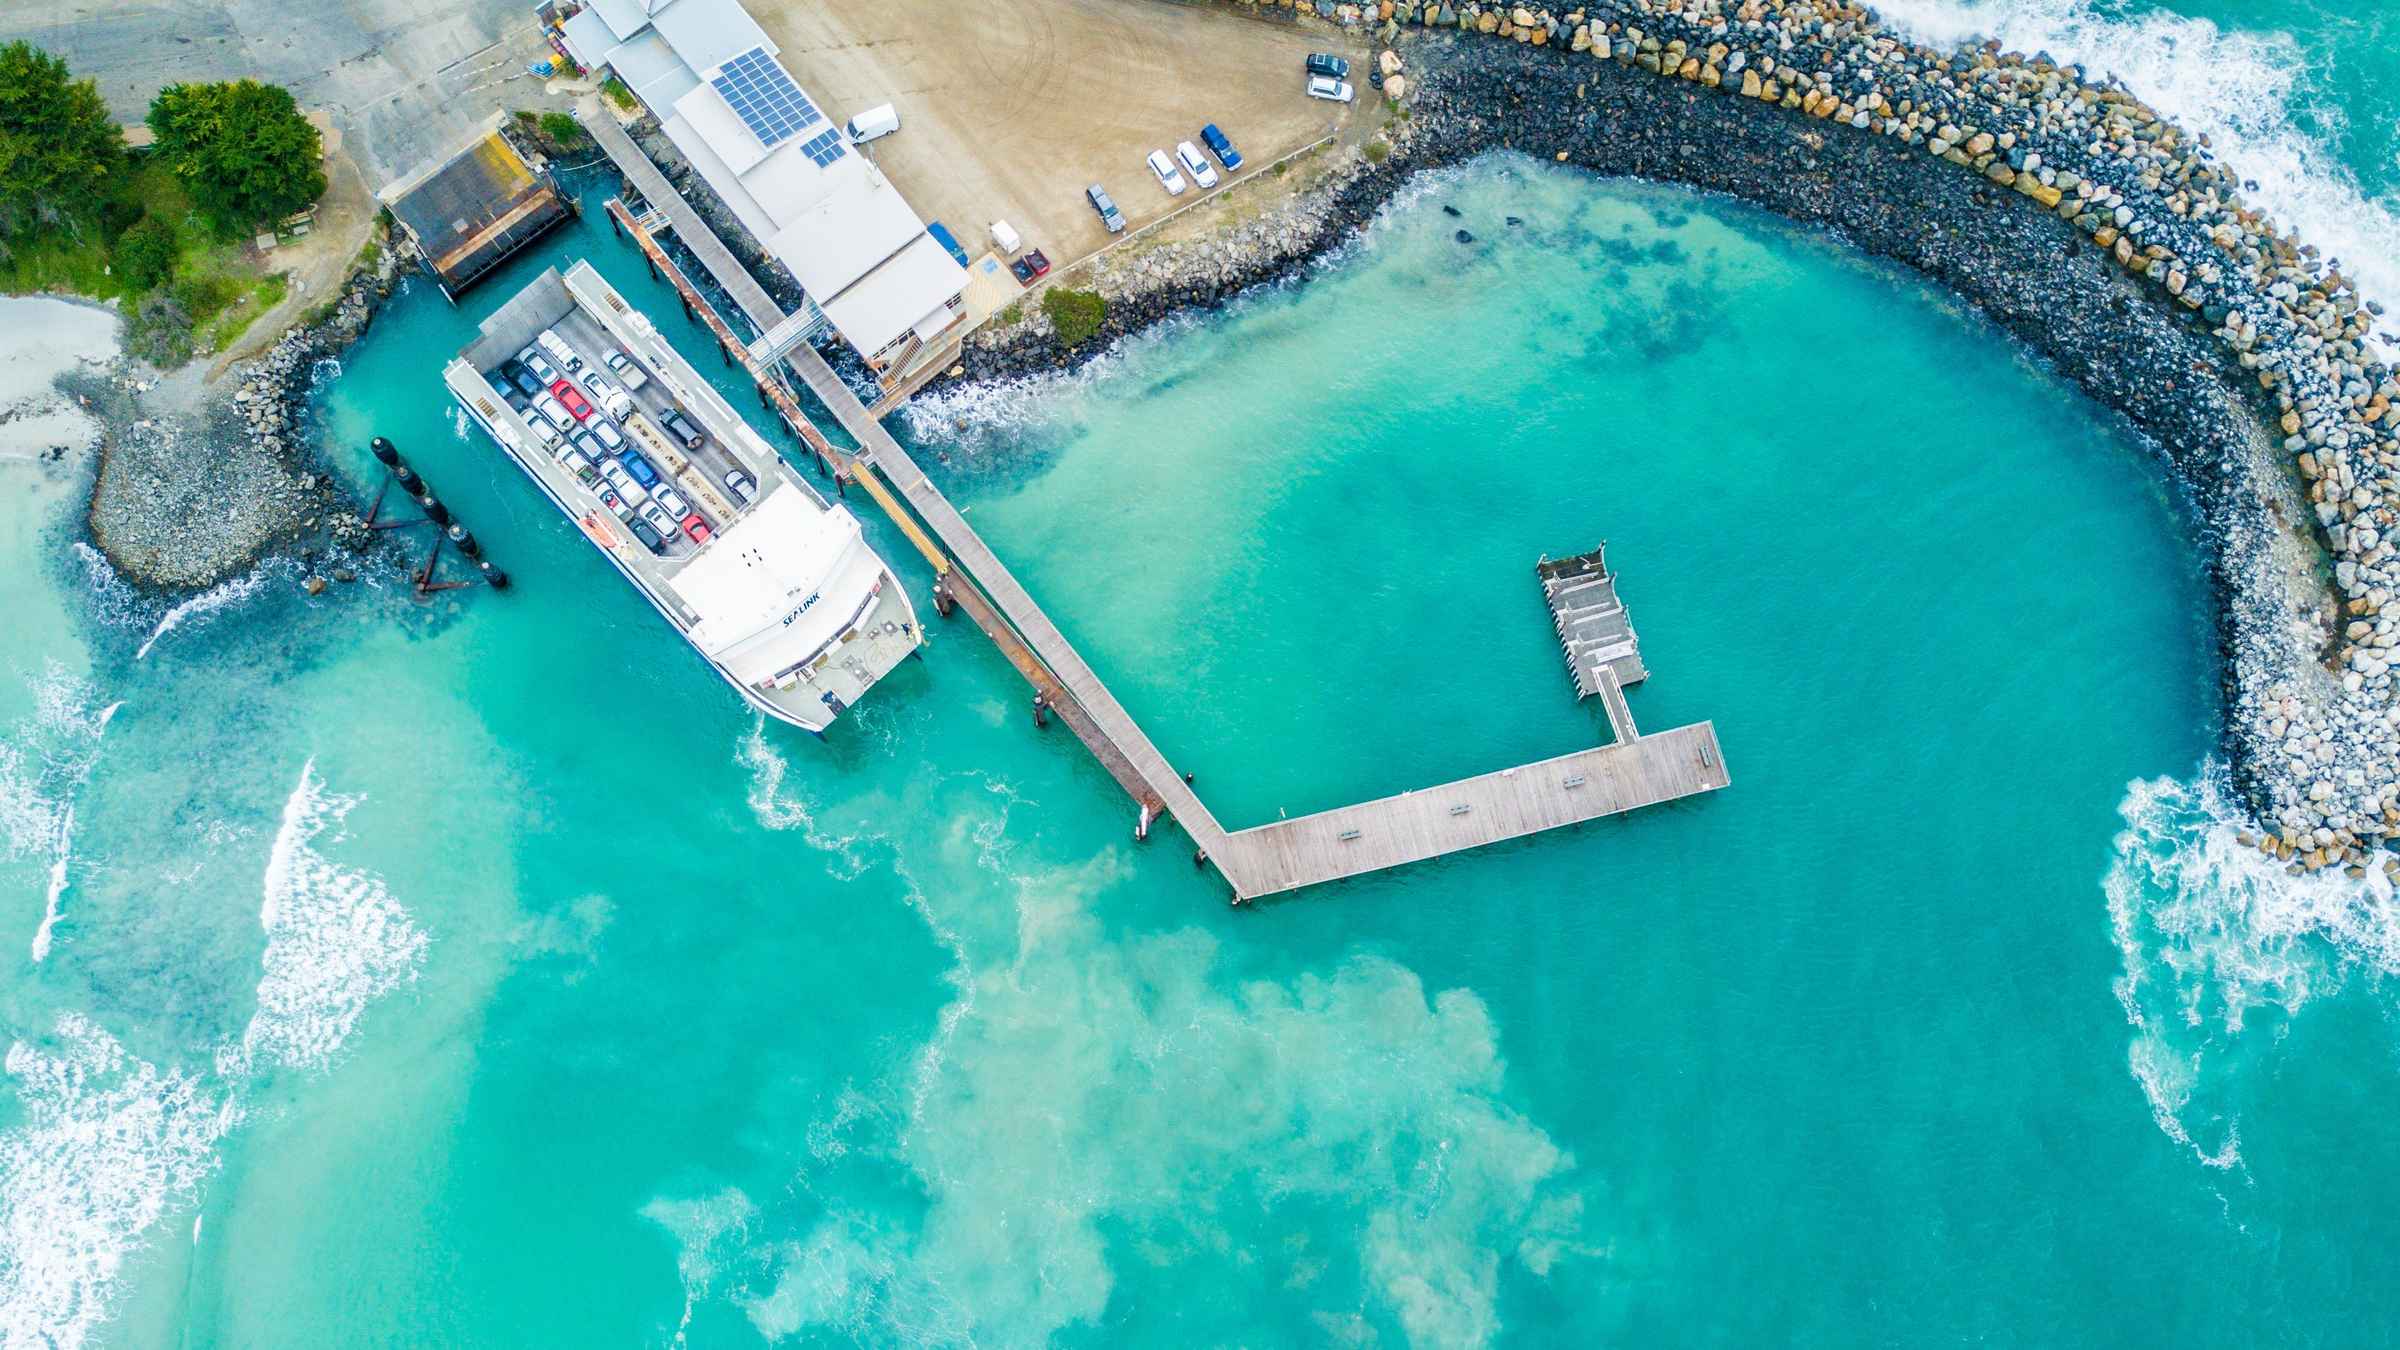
[950, 0, 2398, 873]
[83, 234, 400, 590]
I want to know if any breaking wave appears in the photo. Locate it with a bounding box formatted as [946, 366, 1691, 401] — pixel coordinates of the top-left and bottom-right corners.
[132, 562, 287, 662]
[1873, 0, 2400, 324]
[0, 758, 424, 1347]
[2105, 767, 2400, 1169]
[0, 668, 123, 963]
[0, 1015, 239, 1350]
[225, 758, 428, 1076]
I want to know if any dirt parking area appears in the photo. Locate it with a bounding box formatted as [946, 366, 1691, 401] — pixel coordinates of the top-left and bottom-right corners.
[754, 0, 1366, 270]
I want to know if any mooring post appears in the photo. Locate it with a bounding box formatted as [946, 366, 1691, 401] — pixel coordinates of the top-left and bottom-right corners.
[832, 470, 846, 498]
[1192, 849, 1206, 869]
[677, 292, 692, 320]
[607, 208, 621, 238]
[1031, 693, 1048, 729]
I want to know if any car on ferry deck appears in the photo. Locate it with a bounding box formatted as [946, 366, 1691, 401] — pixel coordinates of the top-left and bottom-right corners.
[551, 380, 593, 421]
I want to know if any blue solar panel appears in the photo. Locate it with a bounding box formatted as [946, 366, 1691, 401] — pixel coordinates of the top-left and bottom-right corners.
[798, 127, 846, 168]
[708, 47, 821, 148]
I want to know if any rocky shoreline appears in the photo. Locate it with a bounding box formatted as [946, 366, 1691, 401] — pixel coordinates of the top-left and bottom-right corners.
[80, 227, 403, 592]
[941, 2, 2399, 875]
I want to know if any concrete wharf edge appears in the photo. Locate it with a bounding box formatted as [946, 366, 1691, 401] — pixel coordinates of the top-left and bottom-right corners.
[585, 140, 1734, 899]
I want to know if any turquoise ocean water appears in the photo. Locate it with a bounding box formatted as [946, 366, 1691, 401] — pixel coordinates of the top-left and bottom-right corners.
[2, 2, 2398, 1343]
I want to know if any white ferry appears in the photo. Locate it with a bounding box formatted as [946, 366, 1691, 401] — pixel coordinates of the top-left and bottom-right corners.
[443, 260, 920, 732]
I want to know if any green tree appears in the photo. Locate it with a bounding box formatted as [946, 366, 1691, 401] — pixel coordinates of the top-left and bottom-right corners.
[0, 42, 124, 237]
[1041, 288, 1108, 347]
[147, 79, 324, 234]
[110, 215, 176, 290]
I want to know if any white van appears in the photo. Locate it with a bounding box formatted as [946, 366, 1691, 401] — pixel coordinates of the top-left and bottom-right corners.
[845, 103, 899, 143]
[989, 220, 1023, 255]
[581, 372, 635, 420]
[588, 419, 625, 453]
[536, 328, 582, 373]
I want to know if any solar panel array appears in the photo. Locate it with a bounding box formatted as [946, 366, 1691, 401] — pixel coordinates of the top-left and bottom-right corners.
[709, 47, 822, 148]
[798, 127, 846, 168]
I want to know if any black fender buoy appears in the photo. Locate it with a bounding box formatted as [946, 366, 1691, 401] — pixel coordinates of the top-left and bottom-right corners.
[451, 528, 481, 558]
[394, 466, 422, 494]
[481, 562, 510, 590]
[370, 437, 399, 466]
[422, 498, 452, 527]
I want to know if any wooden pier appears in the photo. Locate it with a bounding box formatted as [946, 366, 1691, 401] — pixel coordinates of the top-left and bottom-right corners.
[1539, 545, 1648, 698]
[598, 192, 1730, 902]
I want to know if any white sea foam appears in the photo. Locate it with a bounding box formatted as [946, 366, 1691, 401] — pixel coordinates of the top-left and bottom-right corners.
[225, 758, 427, 1076]
[132, 562, 284, 662]
[0, 1015, 239, 1350]
[737, 718, 874, 878]
[0, 669, 123, 963]
[2105, 768, 2400, 1167]
[1872, 0, 2400, 322]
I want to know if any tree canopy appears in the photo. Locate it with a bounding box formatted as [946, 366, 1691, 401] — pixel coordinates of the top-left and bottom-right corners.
[147, 79, 325, 234]
[0, 42, 125, 237]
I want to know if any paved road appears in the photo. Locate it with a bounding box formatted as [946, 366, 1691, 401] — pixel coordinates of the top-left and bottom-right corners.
[1, 0, 553, 185]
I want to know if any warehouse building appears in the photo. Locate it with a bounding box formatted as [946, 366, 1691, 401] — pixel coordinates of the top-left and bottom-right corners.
[555, 0, 967, 373]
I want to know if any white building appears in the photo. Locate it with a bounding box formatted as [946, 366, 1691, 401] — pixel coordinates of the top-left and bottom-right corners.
[558, 0, 967, 372]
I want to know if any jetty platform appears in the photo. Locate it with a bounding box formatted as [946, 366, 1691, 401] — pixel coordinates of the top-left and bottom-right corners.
[591, 156, 1731, 900]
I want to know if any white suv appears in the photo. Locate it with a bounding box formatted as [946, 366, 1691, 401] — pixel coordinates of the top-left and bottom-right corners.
[1145, 148, 1186, 195]
[1305, 75, 1355, 103]
[1175, 141, 1219, 190]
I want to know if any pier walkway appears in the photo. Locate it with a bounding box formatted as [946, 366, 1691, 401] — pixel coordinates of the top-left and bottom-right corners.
[600, 194, 1729, 902]
[580, 103, 787, 335]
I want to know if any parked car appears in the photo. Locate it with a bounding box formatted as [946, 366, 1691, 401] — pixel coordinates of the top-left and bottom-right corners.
[550, 380, 593, 421]
[640, 501, 681, 541]
[846, 102, 900, 143]
[599, 488, 634, 523]
[1306, 52, 1351, 79]
[536, 328, 582, 372]
[685, 516, 714, 545]
[1145, 148, 1186, 195]
[521, 349, 560, 384]
[1174, 141, 1219, 190]
[654, 485, 691, 519]
[1199, 123, 1243, 171]
[927, 221, 969, 267]
[562, 449, 598, 483]
[661, 410, 705, 449]
[620, 449, 661, 488]
[1009, 249, 1052, 286]
[600, 458, 647, 501]
[1085, 184, 1125, 233]
[507, 364, 542, 397]
[602, 348, 648, 391]
[533, 393, 573, 432]
[571, 432, 602, 460]
[580, 371, 633, 419]
[528, 418, 561, 450]
[588, 419, 625, 452]
[722, 469, 756, 504]
[989, 219, 1022, 254]
[628, 516, 665, 553]
[1305, 75, 1355, 103]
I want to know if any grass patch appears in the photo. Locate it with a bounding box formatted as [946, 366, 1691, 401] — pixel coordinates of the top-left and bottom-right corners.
[999, 302, 1023, 325]
[1040, 288, 1106, 347]
[356, 238, 381, 272]
[603, 76, 639, 113]
[1364, 138, 1390, 164]
[539, 111, 584, 147]
[206, 272, 288, 351]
